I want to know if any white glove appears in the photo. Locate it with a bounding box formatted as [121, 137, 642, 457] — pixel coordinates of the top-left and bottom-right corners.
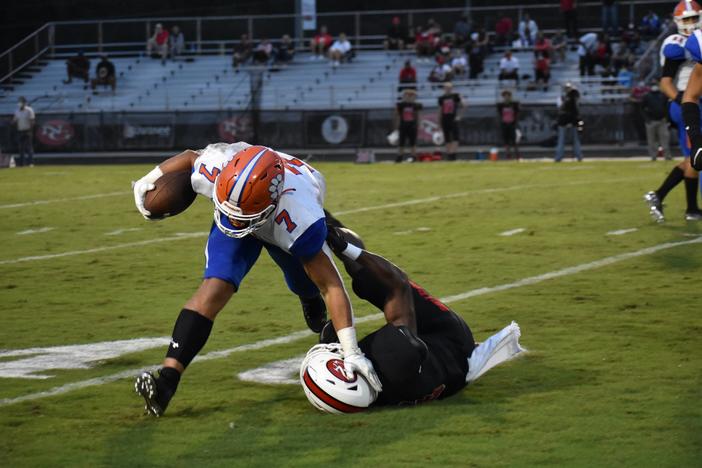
[343, 351, 383, 392]
[132, 166, 163, 219]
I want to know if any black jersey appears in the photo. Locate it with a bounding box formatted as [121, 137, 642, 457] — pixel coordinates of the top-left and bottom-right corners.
[353, 268, 475, 406]
[397, 101, 422, 124]
[438, 93, 461, 120]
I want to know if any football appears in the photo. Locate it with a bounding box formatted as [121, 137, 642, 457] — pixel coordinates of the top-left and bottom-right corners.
[144, 171, 197, 219]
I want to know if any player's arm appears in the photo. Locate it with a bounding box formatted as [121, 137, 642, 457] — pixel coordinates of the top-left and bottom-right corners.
[660, 58, 684, 101]
[132, 149, 199, 219]
[683, 63, 702, 170]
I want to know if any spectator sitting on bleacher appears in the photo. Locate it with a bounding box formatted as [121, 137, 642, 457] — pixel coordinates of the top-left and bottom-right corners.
[398, 60, 417, 91]
[253, 39, 274, 65]
[310, 25, 333, 60]
[429, 56, 453, 84]
[454, 15, 471, 48]
[534, 51, 550, 90]
[621, 23, 641, 53]
[495, 16, 514, 46]
[451, 49, 468, 77]
[328, 33, 353, 67]
[466, 33, 485, 79]
[551, 30, 567, 63]
[415, 26, 438, 63]
[275, 34, 295, 65]
[518, 13, 539, 46]
[426, 18, 443, 36]
[384, 16, 407, 50]
[640, 10, 661, 39]
[612, 42, 634, 72]
[499, 50, 520, 84]
[592, 33, 612, 70]
[534, 32, 552, 59]
[147, 23, 169, 63]
[577, 31, 598, 76]
[90, 55, 116, 93]
[63, 51, 90, 85]
[617, 64, 634, 88]
[233, 34, 253, 68]
[169, 26, 185, 58]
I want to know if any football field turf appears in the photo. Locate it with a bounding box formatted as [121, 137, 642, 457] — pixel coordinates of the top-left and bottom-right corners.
[0, 160, 700, 467]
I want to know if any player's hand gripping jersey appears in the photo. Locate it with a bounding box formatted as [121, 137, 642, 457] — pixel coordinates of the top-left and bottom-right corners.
[191, 142, 327, 258]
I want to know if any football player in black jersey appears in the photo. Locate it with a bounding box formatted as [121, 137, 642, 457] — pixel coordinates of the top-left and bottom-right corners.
[320, 216, 524, 406]
[437, 82, 464, 161]
[394, 89, 423, 163]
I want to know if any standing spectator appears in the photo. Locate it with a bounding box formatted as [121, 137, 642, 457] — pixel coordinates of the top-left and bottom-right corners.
[384, 16, 407, 50]
[602, 0, 619, 36]
[90, 55, 116, 93]
[495, 16, 514, 46]
[496, 90, 521, 159]
[253, 39, 274, 65]
[555, 83, 583, 162]
[437, 82, 463, 161]
[275, 34, 296, 65]
[551, 30, 568, 63]
[428, 56, 453, 83]
[394, 89, 423, 162]
[577, 31, 598, 76]
[398, 60, 417, 91]
[147, 23, 169, 63]
[11, 97, 35, 167]
[498, 50, 520, 84]
[534, 52, 551, 90]
[169, 25, 185, 58]
[63, 51, 90, 85]
[328, 33, 353, 67]
[310, 25, 333, 60]
[640, 11, 661, 39]
[534, 32, 552, 59]
[466, 33, 485, 79]
[518, 14, 539, 46]
[454, 15, 471, 48]
[640, 84, 671, 160]
[561, 0, 579, 39]
[450, 49, 468, 77]
[232, 34, 253, 68]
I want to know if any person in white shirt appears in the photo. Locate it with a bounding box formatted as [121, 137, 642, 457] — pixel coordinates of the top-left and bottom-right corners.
[577, 31, 598, 76]
[11, 97, 35, 167]
[328, 33, 352, 67]
[498, 50, 520, 84]
[518, 14, 539, 46]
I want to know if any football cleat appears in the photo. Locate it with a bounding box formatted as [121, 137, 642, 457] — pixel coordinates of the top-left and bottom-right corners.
[300, 295, 327, 333]
[643, 191, 665, 223]
[135, 371, 167, 417]
[685, 210, 702, 221]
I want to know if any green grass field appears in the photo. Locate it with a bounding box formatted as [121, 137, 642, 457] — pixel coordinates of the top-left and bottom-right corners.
[0, 160, 700, 467]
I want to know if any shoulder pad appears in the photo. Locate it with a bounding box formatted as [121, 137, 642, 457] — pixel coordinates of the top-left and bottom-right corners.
[686, 30, 702, 63]
[662, 34, 687, 60]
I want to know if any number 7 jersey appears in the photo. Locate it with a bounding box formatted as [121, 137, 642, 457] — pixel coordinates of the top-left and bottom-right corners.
[191, 142, 328, 258]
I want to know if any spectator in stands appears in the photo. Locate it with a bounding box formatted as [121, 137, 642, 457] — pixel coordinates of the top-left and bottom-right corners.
[450, 49, 468, 77]
[602, 0, 619, 36]
[495, 16, 514, 46]
[466, 34, 485, 79]
[394, 89, 423, 162]
[454, 16, 471, 48]
[63, 51, 90, 85]
[561, 0, 579, 39]
[551, 30, 567, 63]
[11, 97, 35, 167]
[577, 31, 598, 76]
[429, 56, 453, 84]
[398, 60, 417, 91]
[534, 52, 550, 90]
[310, 25, 333, 60]
[147, 23, 169, 63]
[328, 33, 353, 67]
[640, 10, 661, 39]
[592, 33, 612, 70]
[415, 26, 437, 62]
[640, 83, 671, 160]
[617, 64, 634, 88]
[232, 34, 253, 68]
[612, 42, 634, 72]
[426, 18, 443, 37]
[555, 83, 583, 162]
[621, 23, 641, 53]
[518, 14, 539, 46]
[437, 82, 464, 161]
[384, 16, 407, 50]
[90, 55, 116, 93]
[253, 39, 274, 65]
[275, 35, 295, 65]
[496, 90, 521, 159]
[169, 25, 185, 58]
[498, 50, 520, 85]
[534, 32, 552, 59]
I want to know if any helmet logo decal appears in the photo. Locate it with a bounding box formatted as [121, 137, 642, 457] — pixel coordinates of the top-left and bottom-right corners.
[326, 359, 356, 383]
[269, 174, 284, 201]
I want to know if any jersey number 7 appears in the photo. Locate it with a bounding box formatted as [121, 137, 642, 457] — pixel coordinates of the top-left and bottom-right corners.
[275, 209, 297, 233]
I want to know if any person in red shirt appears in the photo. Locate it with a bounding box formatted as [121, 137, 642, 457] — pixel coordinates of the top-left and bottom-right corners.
[414, 26, 436, 62]
[398, 60, 417, 92]
[534, 52, 551, 90]
[147, 23, 170, 63]
[561, 0, 579, 38]
[495, 16, 514, 46]
[534, 32, 552, 59]
[310, 25, 333, 60]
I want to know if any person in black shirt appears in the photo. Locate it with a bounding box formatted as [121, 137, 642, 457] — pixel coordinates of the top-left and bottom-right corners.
[395, 89, 423, 162]
[64, 51, 90, 85]
[384, 16, 407, 50]
[640, 84, 670, 161]
[437, 82, 463, 160]
[90, 55, 116, 92]
[496, 90, 521, 159]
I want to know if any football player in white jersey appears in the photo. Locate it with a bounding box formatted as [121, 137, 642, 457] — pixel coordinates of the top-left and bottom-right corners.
[131, 142, 381, 416]
[644, 0, 702, 223]
[682, 7, 702, 174]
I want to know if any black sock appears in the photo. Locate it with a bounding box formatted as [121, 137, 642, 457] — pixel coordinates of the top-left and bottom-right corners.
[166, 308, 213, 368]
[656, 167, 684, 200]
[684, 177, 700, 212]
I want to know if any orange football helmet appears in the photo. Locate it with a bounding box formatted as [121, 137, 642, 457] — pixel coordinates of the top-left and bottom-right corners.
[213, 145, 285, 238]
[674, 0, 702, 36]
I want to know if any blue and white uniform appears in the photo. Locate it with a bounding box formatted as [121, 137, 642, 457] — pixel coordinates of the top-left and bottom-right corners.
[191, 142, 327, 296]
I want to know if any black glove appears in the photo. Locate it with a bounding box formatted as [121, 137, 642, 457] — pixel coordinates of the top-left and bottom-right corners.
[325, 225, 348, 257]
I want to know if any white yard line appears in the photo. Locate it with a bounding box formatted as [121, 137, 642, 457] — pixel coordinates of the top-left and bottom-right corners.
[104, 228, 143, 236]
[393, 227, 432, 235]
[2, 235, 699, 408]
[16, 227, 54, 236]
[0, 191, 130, 210]
[499, 228, 525, 237]
[607, 228, 638, 236]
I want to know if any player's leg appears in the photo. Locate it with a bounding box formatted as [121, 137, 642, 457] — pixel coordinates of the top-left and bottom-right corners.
[409, 124, 418, 161]
[397, 125, 407, 163]
[555, 125, 565, 161]
[572, 126, 582, 161]
[682, 158, 701, 220]
[135, 224, 263, 416]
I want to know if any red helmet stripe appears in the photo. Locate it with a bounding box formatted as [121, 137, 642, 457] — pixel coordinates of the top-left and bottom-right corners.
[302, 369, 366, 413]
[228, 147, 269, 204]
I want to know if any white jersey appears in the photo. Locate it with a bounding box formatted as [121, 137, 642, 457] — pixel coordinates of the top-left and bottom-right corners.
[660, 33, 696, 91]
[191, 142, 327, 256]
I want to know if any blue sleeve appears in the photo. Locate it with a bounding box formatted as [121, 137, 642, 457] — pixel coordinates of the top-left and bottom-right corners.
[664, 43, 686, 61]
[686, 32, 702, 62]
[289, 218, 327, 260]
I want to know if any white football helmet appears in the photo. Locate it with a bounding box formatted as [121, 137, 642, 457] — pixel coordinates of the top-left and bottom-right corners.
[299, 343, 378, 414]
[674, 0, 702, 36]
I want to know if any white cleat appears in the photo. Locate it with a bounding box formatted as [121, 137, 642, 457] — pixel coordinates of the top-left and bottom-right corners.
[643, 191, 664, 223]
